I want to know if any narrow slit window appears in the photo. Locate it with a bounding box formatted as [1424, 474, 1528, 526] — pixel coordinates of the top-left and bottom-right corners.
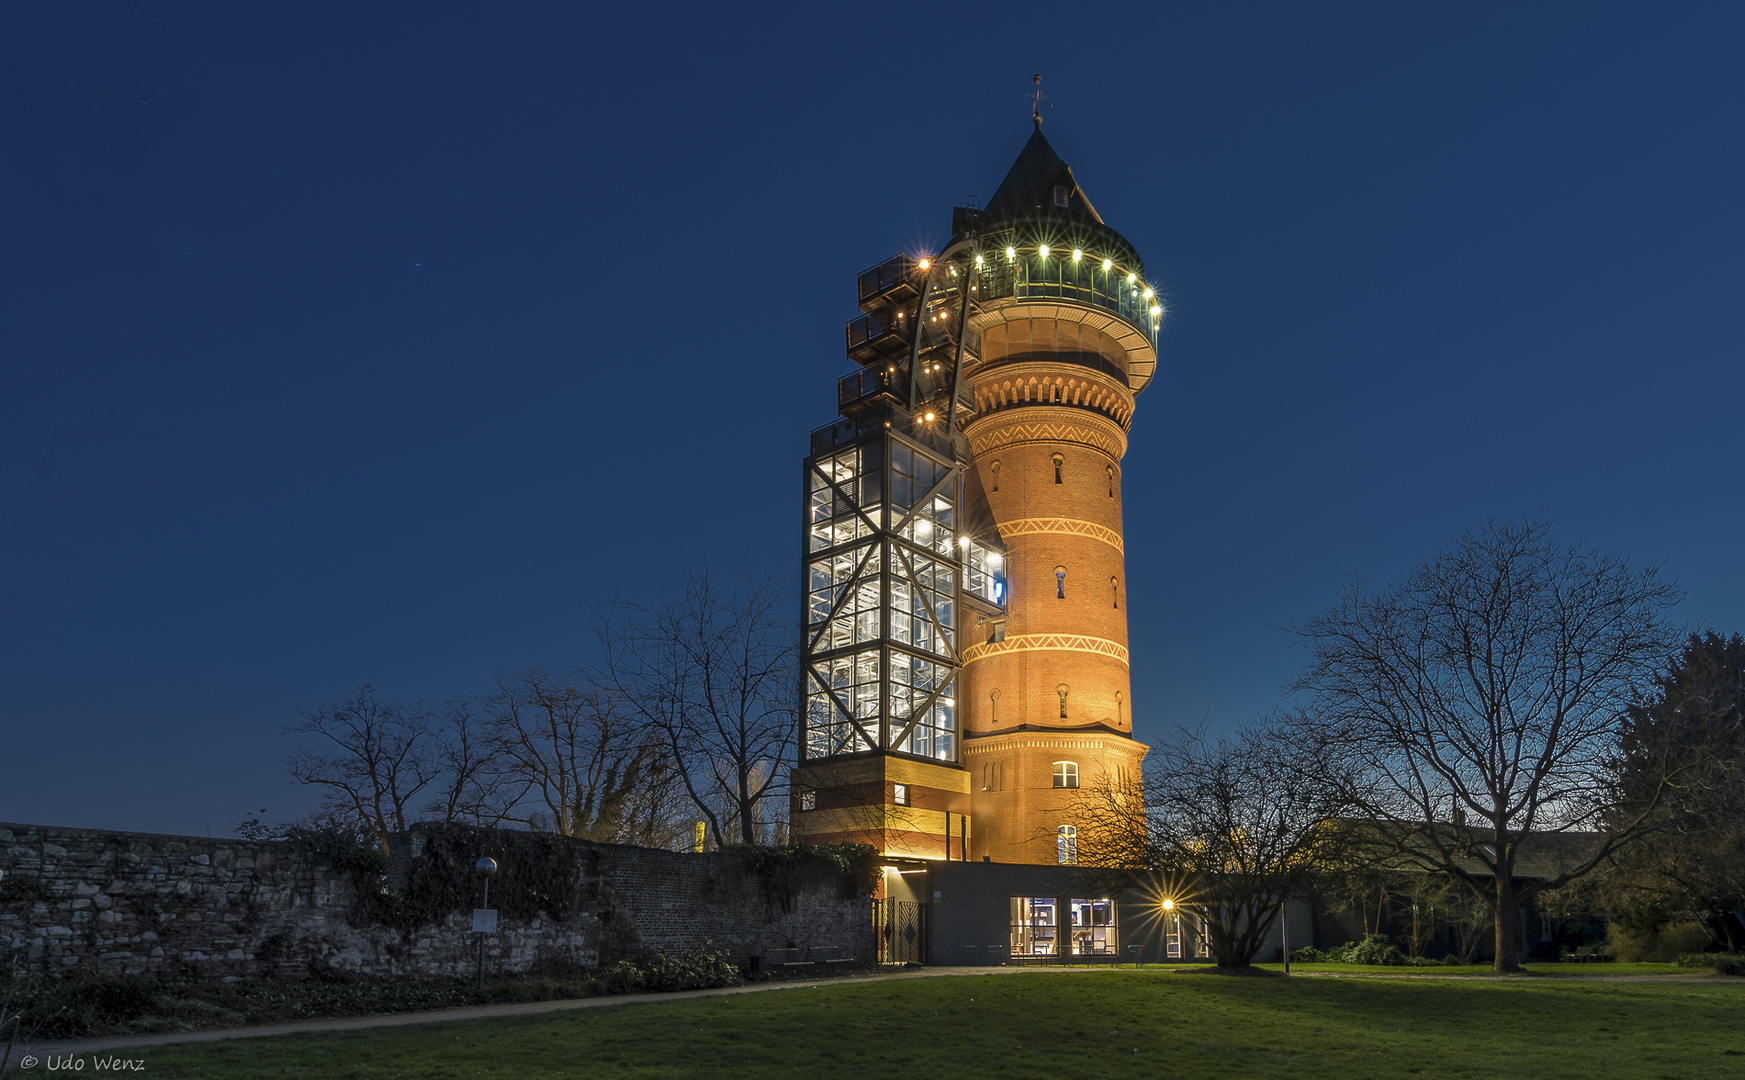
[1056, 683, 1069, 719]
[1052, 454, 1063, 485]
[1112, 576, 1120, 609]
[990, 460, 1001, 493]
[1107, 465, 1115, 497]
[1055, 566, 1066, 599]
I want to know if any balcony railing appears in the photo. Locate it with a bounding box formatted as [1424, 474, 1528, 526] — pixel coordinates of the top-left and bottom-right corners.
[857, 253, 921, 307]
[838, 364, 904, 410]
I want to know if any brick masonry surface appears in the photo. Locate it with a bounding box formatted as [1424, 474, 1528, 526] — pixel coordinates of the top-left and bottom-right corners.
[0, 822, 872, 980]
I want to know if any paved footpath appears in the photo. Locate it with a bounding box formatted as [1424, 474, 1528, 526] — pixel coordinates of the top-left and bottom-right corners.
[9, 965, 1735, 1066]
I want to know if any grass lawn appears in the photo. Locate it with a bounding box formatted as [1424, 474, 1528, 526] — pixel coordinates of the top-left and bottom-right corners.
[1267, 961, 1695, 978]
[105, 970, 1745, 1079]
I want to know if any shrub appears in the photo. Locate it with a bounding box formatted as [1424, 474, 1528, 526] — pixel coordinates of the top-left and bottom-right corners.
[1674, 952, 1745, 976]
[1441, 954, 1461, 966]
[1288, 946, 1328, 963]
[1609, 921, 1710, 962]
[1344, 934, 1406, 966]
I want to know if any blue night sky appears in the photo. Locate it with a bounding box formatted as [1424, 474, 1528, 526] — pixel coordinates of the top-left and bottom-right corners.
[3, 3, 1741, 836]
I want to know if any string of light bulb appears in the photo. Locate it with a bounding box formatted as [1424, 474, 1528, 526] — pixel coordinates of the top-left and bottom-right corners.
[915, 242, 1166, 326]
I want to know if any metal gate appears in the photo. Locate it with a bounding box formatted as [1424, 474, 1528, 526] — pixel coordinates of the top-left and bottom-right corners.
[875, 899, 928, 964]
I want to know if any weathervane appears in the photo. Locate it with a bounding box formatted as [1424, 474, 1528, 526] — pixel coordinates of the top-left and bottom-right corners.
[1029, 73, 1051, 126]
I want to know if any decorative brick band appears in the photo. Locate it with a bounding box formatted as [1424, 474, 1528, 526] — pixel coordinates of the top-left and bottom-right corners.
[997, 516, 1124, 554]
[964, 735, 1148, 754]
[963, 633, 1130, 666]
[965, 410, 1128, 460]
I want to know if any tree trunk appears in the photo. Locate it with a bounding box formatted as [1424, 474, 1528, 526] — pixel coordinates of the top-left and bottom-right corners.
[1492, 873, 1521, 972]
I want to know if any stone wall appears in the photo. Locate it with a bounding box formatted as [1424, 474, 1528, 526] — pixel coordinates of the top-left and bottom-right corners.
[0, 822, 873, 980]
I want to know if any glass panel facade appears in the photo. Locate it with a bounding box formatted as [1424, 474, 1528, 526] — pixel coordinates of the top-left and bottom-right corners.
[805, 651, 879, 758]
[965, 540, 1005, 605]
[809, 448, 873, 553]
[1069, 899, 1116, 956]
[1010, 897, 1058, 957]
[802, 430, 982, 766]
[809, 548, 882, 651]
[889, 653, 955, 761]
[890, 551, 954, 653]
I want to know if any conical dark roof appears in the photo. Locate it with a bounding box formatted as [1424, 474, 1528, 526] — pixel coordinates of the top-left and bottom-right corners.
[983, 124, 1104, 225]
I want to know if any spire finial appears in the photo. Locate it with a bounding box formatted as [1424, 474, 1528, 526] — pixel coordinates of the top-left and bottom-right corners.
[1029, 73, 1051, 126]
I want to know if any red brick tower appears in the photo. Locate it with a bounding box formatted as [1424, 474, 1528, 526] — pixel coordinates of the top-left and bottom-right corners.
[956, 126, 1155, 864]
[793, 122, 1160, 866]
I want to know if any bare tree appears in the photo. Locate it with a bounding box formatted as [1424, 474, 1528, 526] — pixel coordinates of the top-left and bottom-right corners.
[1072, 724, 1357, 967]
[424, 695, 520, 827]
[1285, 518, 1682, 971]
[284, 686, 441, 857]
[592, 562, 797, 847]
[484, 665, 683, 844]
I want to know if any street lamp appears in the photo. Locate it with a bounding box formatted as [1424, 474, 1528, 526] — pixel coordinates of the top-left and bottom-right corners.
[473, 857, 498, 993]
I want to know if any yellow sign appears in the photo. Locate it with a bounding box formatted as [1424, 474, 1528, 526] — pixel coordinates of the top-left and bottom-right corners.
[693, 821, 705, 853]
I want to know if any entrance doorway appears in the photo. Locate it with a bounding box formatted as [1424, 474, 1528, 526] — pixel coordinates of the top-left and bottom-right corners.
[876, 899, 928, 963]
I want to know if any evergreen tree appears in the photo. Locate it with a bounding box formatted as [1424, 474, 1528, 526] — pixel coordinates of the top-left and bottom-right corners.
[1609, 632, 1745, 949]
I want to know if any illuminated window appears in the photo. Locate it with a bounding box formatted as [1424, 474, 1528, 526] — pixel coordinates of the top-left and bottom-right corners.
[1011, 897, 1058, 956]
[893, 783, 910, 807]
[1053, 761, 1079, 789]
[799, 790, 816, 812]
[1070, 899, 1116, 955]
[1057, 825, 1077, 865]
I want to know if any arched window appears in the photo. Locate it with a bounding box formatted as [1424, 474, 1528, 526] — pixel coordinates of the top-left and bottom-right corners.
[1116, 690, 1124, 727]
[1057, 825, 1077, 865]
[989, 687, 1001, 726]
[1112, 576, 1120, 609]
[990, 460, 1001, 493]
[1055, 566, 1066, 599]
[1053, 761, 1079, 789]
[1056, 683, 1070, 719]
[1051, 454, 1064, 485]
[1107, 465, 1115, 498]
